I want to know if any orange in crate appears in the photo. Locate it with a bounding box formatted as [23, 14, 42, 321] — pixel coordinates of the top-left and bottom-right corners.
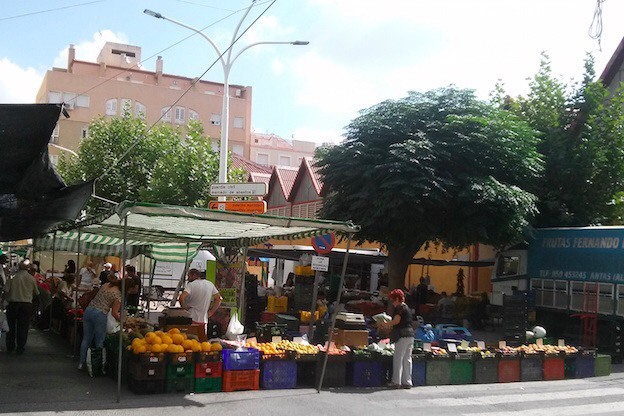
[222, 370, 260, 392]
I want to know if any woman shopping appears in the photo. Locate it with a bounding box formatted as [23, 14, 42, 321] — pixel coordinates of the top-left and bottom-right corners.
[380, 289, 414, 389]
[78, 278, 132, 373]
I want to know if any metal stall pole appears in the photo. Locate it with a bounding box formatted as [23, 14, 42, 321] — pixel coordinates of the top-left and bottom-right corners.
[146, 256, 155, 320]
[307, 270, 321, 341]
[48, 232, 57, 332]
[317, 234, 353, 393]
[141, 254, 147, 314]
[170, 243, 191, 307]
[238, 246, 249, 326]
[117, 216, 128, 403]
[73, 227, 81, 357]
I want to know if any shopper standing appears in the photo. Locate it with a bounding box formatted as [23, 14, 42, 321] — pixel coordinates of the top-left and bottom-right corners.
[179, 268, 222, 331]
[381, 289, 414, 389]
[4, 260, 39, 354]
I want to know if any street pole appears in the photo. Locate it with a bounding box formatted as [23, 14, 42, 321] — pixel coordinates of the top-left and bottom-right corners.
[144, 5, 308, 198]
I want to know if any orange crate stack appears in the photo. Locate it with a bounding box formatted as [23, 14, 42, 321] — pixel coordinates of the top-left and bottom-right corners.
[222, 370, 260, 392]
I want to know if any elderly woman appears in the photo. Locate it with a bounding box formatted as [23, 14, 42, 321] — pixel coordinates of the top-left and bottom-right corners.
[380, 289, 414, 389]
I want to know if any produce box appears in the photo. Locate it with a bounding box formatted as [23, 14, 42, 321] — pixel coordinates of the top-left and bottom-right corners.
[129, 358, 166, 380]
[543, 357, 565, 380]
[412, 357, 427, 386]
[565, 354, 595, 378]
[165, 377, 194, 394]
[261, 360, 297, 389]
[276, 314, 300, 332]
[222, 369, 260, 392]
[594, 354, 612, 377]
[132, 352, 167, 365]
[195, 351, 222, 363]
[350, 360, 383, 387]
[222, 348, 260, 371]
[195, 362, 222, 378]
[169, 351, 194, 364]
[520, 354, 543, 381]
[498, 355, 520, 383]
[261, 311, 277, 323]
[315, 358, 347, 388]
[128, 377, 165, 394]
[255, 322, 287, 342]
[426, 358, 452, 386]
[267, 296, 288, 313]
[166, 363, 194, 379]
[474, 356, 498, 384]
[194, 376, 222, 393]
[450, 358, 473, 385]
[332, 329, 369, 347]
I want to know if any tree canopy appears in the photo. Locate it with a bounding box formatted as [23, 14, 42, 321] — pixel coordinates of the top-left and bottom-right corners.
[57, 112, 245, 213]
[316, 87, 543, 289]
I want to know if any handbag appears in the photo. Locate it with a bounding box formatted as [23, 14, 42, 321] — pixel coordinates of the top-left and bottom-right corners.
[78, 287, 99, 309]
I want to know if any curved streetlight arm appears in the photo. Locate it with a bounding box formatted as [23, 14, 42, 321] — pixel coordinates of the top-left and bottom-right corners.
[229, 41, 309, 67]
[226, 0, 258, 65]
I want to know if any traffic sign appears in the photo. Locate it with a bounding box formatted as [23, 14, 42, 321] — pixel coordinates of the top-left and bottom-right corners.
[209, 182, 267, 197]
[209, 200, 267, 214]
[311, 233, 335, 254]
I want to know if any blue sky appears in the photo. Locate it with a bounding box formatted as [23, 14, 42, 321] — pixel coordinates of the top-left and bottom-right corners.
[1, 0, 623, 144]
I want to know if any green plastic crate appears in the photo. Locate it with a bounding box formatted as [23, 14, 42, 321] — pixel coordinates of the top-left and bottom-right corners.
[450, 359, 473, 384]
[166, 363, 195, 379]
[426, 359, 451, 385]
[194, 376, 222, 393]
[594, 354, 612, 377]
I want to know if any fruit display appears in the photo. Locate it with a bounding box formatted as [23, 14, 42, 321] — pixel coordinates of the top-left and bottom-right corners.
[498, 346, 519, 356]
[317, 343, 349, 356]
[514, 344, 578, 356]
[246, 339, 319, 358]
[430, 347, 449, 357]
[124, 316, 153, 335]
[129, 327, 221, 355]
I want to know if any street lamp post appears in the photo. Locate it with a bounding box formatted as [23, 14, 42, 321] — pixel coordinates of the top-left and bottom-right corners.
[144, 5, 308, 192]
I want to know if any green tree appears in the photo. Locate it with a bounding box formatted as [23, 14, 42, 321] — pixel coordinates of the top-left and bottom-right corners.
[58, 113, 246, 213]
[316, 87, 542, 289]
[510, 53, 624, 226]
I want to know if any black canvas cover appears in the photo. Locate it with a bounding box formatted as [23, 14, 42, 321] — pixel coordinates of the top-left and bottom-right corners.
[0, 104, 92, 241]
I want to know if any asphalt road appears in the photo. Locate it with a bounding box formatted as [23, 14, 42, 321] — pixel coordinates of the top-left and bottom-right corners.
[1, 328, 624, 416]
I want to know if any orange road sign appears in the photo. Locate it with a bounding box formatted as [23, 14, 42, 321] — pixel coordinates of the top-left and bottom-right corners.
[209, 200, 267, 214]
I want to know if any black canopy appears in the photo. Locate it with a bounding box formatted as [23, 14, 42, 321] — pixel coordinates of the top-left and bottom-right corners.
[0, 104, 92, 241]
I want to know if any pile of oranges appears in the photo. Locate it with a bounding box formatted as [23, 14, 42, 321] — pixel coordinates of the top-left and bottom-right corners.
[130, 328, 222, 355]
[246, 341, 283, 357]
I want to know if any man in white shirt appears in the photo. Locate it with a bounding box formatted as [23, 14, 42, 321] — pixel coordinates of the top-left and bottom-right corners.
[179, 268, 222, 325]
[77, 261, 97, 291]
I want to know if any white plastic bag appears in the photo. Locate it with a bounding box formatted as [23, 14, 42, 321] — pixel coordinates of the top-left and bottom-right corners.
[106, 311, 120, 334]
[225, 313, 244, 340]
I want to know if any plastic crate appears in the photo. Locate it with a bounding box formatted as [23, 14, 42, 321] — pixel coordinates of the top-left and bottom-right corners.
[474, 357, 498, 384]
[195, 362, 223, 378]
[261, 311, 277, 323]
[132, 352, 167, 365]
[222, 369, 260, 392]
[255, 323, 287, 342]
[595, 354, 612, 377]
[222, 348, 260, 371]
[297, 361, 317, 386]
[195, 351, 222, 363]
[520, 355, 543, 381]
[267, 296, 288, 313]
[129, 358, 166, 380]
[194, 376, 222, 393]
[426, 358, 452, 386]
[166, 363, 195, 379]
[128, 377, 165, 394]
[315, 360, 347, 388]
[450, 359, 473, 385]
[169, 352, 194, 364]
[543, 357, 565, 380]
[498, 356, 520, 383]
[166, 377, 194, 394]
[565, 355, 595, 378]
[276, 314, 300, 332]
[412, 358, 427, 386]
[350, 361, 383, 387]
[261, 360, 298, 389]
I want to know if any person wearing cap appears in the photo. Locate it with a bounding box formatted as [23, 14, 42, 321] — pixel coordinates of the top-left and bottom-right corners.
[416, 323, 435, 343]
[99, 263, 113, 286]
[4, 260, 39, 354]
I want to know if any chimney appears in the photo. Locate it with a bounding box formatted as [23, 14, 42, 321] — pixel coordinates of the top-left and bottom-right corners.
[67, 44, 76, 73]
[155, 56, 163, 83]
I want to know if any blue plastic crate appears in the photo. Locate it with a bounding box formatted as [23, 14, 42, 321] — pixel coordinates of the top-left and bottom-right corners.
[222, 348, 260, 371]
[412, 359, 427, 386]
[261, 360, 297, 389]
[351, 361, 382, 387]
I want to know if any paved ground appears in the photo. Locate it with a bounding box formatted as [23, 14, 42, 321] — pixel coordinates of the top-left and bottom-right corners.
[1, 328, 624, 416]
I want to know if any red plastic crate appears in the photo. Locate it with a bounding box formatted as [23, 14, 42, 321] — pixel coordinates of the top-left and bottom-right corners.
[222, 370, 260, 392]
[261, 311, 277, 323]
[498, 358, 520, 383]
[195, 362, 223, 378]
[543, 357, 565, 380]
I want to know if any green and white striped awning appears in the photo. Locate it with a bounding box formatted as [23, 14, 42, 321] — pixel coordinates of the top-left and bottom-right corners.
[34, 201, 360, 262]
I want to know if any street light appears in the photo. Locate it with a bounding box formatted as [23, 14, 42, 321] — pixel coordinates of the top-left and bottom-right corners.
[48, 143, 78, 157]
[144, 4, 308, 192]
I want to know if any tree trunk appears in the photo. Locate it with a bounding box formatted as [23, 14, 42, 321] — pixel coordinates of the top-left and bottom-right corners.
[386, 243, 422, 290]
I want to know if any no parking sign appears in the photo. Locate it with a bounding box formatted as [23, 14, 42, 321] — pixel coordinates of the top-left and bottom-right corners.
[311, 233, 335, 254]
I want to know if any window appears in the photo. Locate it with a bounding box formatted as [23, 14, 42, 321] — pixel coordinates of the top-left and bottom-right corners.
[256, 153, 269, 165]
[617, 285, 624, 316]
[49, 154, 59, 166]
[161, 106, 172, 122]
[599, 283, 614, 315]
[135, 102, 146, 118]
[63, 92, 77, 107]
[497, 256, 520, 277]
[105, 99, 117, 115]
[48, 91, 62, 103]
[81, 126, 88, 139]
[278, 155, 291, 166]
[233, 116, 244, 129]
[232, 144, 244, 156]
[120, 98, 132, 116]
[570, 282, 586, 311]
[76, 95, 90, 108]
[210, 114, 221, 125]
[50, 124, 59, 144]
[532, 279, 567, 309]
[174, 107, 185, 124]
[189, 109, 199, 121]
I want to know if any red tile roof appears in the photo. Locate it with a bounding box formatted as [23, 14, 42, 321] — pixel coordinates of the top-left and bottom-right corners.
[287, 158, 323, 202]
[231, 154, 273, 176]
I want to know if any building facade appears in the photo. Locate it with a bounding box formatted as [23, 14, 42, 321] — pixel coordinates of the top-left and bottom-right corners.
[250, 132, 316, 168]
[36, 42, 252, 164]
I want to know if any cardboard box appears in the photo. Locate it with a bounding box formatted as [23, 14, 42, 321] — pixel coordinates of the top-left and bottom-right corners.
[332, 329, 369, 347]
